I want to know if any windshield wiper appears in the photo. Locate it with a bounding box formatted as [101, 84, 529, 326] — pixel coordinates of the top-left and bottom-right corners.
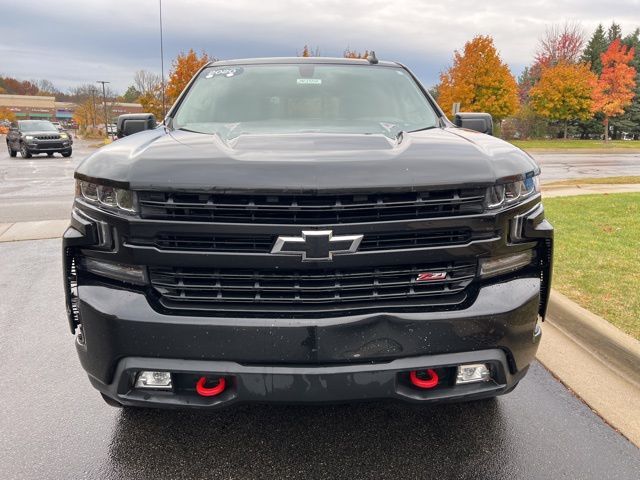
[407, 125, 438, 133]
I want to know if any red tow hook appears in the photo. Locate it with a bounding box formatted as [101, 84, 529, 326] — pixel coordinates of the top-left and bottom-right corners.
[196, 376, 226, 397]
[409, 369, 439, 389]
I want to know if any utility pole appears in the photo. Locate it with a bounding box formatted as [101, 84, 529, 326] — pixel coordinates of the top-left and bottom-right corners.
[90, 87, 97, 128]
[159, 0, 166, 119]
[96, 81, 110, 138]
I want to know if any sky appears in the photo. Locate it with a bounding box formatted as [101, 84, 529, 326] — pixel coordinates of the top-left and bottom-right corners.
[1, 0, 639, 94]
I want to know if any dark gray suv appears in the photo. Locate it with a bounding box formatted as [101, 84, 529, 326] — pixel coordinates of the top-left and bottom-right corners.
[6, 120, 73, 158]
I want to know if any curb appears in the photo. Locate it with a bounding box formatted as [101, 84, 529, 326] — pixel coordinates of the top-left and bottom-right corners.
[545, 290, 640, 389]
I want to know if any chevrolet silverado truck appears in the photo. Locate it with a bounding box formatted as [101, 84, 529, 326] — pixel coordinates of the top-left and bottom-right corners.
[63, 56, 553, 408]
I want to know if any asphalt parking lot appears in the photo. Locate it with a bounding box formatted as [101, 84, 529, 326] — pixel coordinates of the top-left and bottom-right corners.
[1, 238, 639, 480]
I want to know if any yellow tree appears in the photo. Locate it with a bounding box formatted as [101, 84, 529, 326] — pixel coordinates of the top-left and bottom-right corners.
[343, 48, 370, 59]
[529, 62, 596, 138]
[139, 87, 165, 120]
[72, 98, 97, 131]
[0, 107, 16, 122]
[437, 36, 519, 123]
[166, 49, 211, 103]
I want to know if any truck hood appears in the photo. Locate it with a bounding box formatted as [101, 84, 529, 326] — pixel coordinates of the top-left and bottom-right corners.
[76, 127, 539, 193]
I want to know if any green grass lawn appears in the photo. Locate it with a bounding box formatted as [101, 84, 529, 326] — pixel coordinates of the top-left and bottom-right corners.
[511, 139, 640, 151]
[543, 193, 640, 339]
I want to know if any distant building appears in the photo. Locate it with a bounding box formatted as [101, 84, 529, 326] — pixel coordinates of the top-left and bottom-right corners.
[0, 94, 143, 123]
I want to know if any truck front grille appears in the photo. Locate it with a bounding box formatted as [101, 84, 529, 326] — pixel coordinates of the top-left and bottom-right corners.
[138, 189, 486, 224]
[140, 228, 483, 253]
[149, 261, 476, 314]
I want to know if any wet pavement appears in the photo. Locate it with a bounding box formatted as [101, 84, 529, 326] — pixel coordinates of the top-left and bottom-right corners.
[0, 136, 94, 223]
[1, 135, 640, 223]
[1, 238, 639, 479]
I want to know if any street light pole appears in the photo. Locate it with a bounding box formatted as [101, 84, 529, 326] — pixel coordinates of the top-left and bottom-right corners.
[159, 0, 166, 119]
[90, 87, 97, 128]
[96, 81, 110, 138]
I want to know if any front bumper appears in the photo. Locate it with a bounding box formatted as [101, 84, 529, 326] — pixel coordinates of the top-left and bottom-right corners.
[26, 141, 70, 152]
[74, 274, 541, 408]
[90, 350, 529, 408]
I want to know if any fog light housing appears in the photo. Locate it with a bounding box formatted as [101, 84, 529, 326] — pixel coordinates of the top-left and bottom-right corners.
[82, 257, 146, 285]
[456, 364, 491, 384]
[135, 371, 173, 390]
[479, 250, 533, 279]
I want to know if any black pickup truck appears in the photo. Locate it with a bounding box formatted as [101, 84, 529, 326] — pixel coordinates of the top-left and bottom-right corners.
[63, 56, 552, 408]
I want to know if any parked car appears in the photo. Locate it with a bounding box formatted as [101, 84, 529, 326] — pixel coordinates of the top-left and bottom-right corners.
[6, 120, 72, 158]
[64, 57, 553, 409]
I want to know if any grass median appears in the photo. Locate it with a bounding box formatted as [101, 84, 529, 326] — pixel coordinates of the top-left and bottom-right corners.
[511, 139, 640, 151]
[544, 193, 640, 339]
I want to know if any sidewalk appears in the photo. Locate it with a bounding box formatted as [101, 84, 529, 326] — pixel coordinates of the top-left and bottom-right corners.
[543, 183, 640, 198]
[0, 220, 68, 242]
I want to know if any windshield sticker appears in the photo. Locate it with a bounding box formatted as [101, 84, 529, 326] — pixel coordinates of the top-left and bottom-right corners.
[296, 78, 322, 85]
[205, 67, 244, 78]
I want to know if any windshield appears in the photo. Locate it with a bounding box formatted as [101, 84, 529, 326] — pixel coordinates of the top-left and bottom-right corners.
[172, 64, 439, 139]
[19, 121, 57, 132]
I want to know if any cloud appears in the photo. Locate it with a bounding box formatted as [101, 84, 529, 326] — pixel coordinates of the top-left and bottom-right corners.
[0, 0, 638, 93]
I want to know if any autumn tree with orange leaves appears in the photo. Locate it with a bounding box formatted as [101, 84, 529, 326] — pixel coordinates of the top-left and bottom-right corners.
[529, 63, 596, 138]
[592, 39, 637, 141]
[343, 48, 370, 59]
[437, 36, 519, 124]
[166, 49, 212, 104]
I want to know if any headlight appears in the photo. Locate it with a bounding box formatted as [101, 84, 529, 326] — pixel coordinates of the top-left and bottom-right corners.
[75, 179, 137, 213]
[486, 175, 540, 209]
[25, 135, 34, 140]
[60, 133, 68, 138]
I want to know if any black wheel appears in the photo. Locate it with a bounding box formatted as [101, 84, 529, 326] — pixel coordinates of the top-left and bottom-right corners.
[47, 152, 54, 157]
[7, 143, 17, 157]
[20, 143, 32, 158]
[62, 149, 72, 158]
[101, 393, 123, 408]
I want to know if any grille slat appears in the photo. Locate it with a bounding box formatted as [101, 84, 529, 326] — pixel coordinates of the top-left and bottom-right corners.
[150, 262, 476, 312]
[138, 228, 484, 254]
[35, 134, 61, 140]
[138, 189, 486, 224]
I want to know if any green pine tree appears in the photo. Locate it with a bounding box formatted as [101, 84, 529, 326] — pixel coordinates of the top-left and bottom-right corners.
[607, 22, 622, 43]
[581, 24, 608, 74]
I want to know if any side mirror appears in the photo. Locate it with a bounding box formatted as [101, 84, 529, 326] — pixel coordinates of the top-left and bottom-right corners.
[454, 112, 493, 135]
[116, 113, 156, 138]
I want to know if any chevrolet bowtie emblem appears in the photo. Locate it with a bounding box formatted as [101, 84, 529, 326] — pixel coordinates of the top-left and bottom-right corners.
[271, 230, 363, 261]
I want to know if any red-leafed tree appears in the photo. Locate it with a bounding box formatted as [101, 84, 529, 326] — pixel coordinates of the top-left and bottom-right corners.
[535, 22, 586, 69]
[592, 39, 637, 141]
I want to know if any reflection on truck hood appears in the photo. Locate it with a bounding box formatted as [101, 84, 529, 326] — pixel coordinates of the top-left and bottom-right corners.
[75, 127, 539, 192]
